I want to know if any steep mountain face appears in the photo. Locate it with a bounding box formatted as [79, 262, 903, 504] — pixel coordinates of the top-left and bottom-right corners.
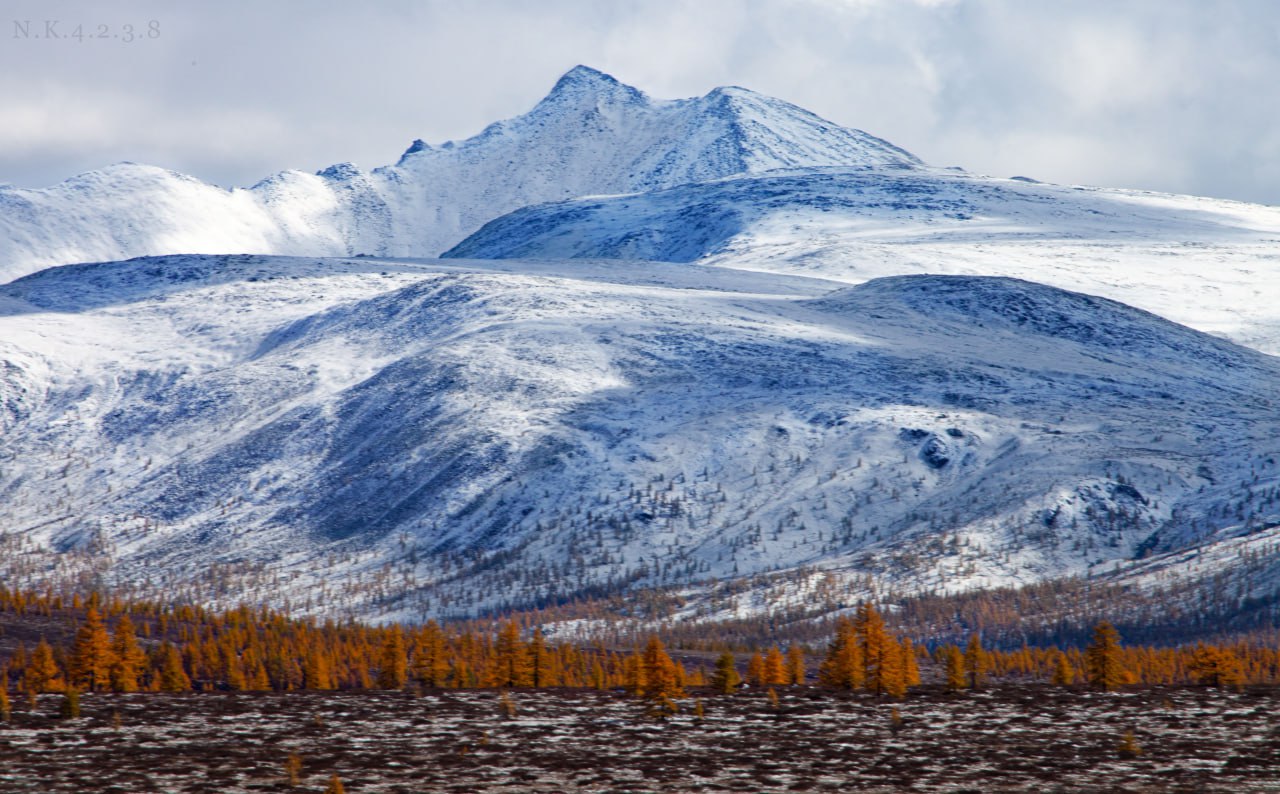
[446, 166, 1280, 355]
[2, 254, 1278, 619]
[0, 66, 917, 284]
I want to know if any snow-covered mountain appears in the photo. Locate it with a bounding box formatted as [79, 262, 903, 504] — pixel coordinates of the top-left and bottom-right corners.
[446, 166, 1280, 355]
[0, 66, 917, 284]
[2, 254, 1278, 620]
[3, 65, 1280, 627]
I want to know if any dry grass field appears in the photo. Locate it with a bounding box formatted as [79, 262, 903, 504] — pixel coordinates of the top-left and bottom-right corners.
[2, 684, 1279, 792]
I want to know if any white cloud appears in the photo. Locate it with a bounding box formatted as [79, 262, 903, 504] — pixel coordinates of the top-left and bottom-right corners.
[0, 0, 1276, 204]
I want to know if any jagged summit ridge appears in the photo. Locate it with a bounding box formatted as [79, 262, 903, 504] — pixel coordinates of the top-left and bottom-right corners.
[538, 64, 648, 105]
[0, 66, 919, 282]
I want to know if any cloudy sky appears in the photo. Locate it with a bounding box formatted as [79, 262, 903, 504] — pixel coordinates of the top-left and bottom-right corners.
[2, 0, 1277, 204]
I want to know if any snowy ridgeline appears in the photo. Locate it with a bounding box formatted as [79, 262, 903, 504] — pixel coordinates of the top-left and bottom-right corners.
[446, 166, 1280, 356]
[1, 254, 1278, 620]
[0, 66, 917, 284]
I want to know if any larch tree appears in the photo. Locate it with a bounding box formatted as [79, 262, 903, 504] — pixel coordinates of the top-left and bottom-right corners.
[856, 603, 901, 695]
[881, 641, 908, 699]
[818, 618, 864, 690]
[493, 620, 530, 688]
[377, 627, 408, 690]
[527, 628, 552, 688]
[411, 621, 450, 689]
[623, 649, 645, 696]
[1050, 649, 1075, 686]
[225, 656, 248, 691]
[763, 646, 787, 685]
[710, 651, 741, 694]
[963, 634, 988, 689]
[70, 607, 115, 691]
[303, 644, 333, 690]
[746, 652, 766, 687]
[943, 645, 966, 692]
[901, 638, 921, 688]
[157, 642, 192, 692]
[1188, 643, 1245, 689]
[248, 654, 272, 691]
[1085, 621, 1127, 691]
[786, 645, 806, 685]
[25, 638, 63, 693]
[109, 614, 146, 693]
[640, 636, 682, 699]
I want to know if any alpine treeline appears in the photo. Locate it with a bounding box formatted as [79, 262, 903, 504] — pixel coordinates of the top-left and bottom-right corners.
[0, 588, 1273, 701]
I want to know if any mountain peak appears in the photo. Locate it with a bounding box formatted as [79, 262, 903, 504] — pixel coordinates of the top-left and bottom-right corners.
[556, 64, 620, 88]
[540, 65, 646, 106]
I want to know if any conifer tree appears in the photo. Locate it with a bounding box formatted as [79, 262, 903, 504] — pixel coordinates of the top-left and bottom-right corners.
[856, 603, 901, 695]
[303, 644, 333, 690]
[25, 638, 63, 693]
[818, 618, 863, 689]
[527, 628, 551, 688]
[746, 651, 766, 687]
[109, 614, 146, 692]
[7, 642, 28, 680]
[225, 657, 248, 691]
[377, 627, 408, 690]
[710, 651, 740, 693]
[1051, 649, 1075, 686]
[1187, 643, 1245, 688]
[763, 646, 787, 685]
[963, 634, 987, 689]
[1085, 621, 1126, 691]
[640, 636, 682, 699]
[411, 621, 450, 688]
[622, 649, 646, 695]
[493, 621, 530, 688]
[0, 685, 10, 722]
[943, 645, 966, 692]
[324, 774, 345, 794]
[882, 641, 908, 699]
[786, 645, 806, 685]
[70, 607, 115, 691]
[901, 639, 921, 688]
[249, 656, 272, 691]
[157, 642, 192, 692]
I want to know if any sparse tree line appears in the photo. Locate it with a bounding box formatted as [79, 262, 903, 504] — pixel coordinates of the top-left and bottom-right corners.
[0, 587, 1270, 715]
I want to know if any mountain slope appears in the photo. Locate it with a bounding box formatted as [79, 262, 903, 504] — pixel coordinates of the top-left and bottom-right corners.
[0, 66, 918, 284]
[445, 166, 1280, 355]
[2, 254, 1278, 619]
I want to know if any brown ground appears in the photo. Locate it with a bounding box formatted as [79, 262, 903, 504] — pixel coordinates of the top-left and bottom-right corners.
[1, 684, 1279, 793]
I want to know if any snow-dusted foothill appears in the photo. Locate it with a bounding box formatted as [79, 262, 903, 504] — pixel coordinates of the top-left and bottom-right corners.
[1, 254, 1277, 619]
[446, 165, 1280, 355]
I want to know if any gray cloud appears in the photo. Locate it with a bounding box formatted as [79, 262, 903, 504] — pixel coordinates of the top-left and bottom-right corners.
[0, 0, 1276, 204]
